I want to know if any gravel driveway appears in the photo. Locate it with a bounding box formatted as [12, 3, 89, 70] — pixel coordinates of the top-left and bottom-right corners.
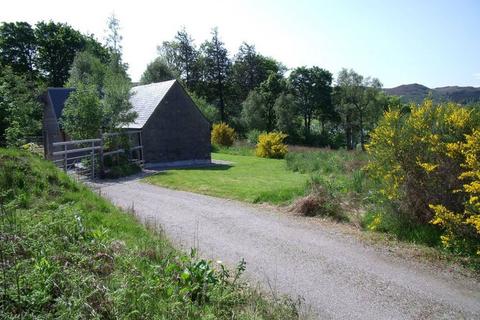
[95, 179, 480, 320]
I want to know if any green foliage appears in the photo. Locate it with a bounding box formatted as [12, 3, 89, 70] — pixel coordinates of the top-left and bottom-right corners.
[246, 129, 264, 145]
[274, 93, 301, 142]
[190, 92, 218, 123]
[255, 132, 288, 159]
[289, 66, 333, 138]
[0, 66, 42, 146]
[67, 50, 106, 92]
[61, 82, 103, 139]
[211, 122, 236, 147]
[0, 148, 299, 319]
[241, 90, 267, 131]
[0, 22, 37, 77]
[140, 57, 176, 84]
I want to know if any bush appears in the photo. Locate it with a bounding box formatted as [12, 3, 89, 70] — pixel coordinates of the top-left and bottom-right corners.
[255, 132, 288, 159]
[211, 122, 235, 147]
[367, 99, 480, 255]
[246, 129, 264, 145]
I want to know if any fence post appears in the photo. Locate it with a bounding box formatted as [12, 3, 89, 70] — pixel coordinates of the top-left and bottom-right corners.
[63, 144, 67, 172]
[91, 140, 95, 180]
[99, 130, 104, 179]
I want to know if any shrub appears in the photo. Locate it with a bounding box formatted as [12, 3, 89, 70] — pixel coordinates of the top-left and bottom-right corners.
[211, 122, 235, 147]
[246, 129, 264, 145]
[366, 99, 480, 255]
[255, 132, 288, 159]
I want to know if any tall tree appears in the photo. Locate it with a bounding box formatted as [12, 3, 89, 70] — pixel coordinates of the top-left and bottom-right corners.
[274, 93, 300, 141]
[289, 66, 332, 138]
[67, 51, 106, 93]
[105, 14, 129, 76]
[201, 28, 231, 122]
[158, 27, 199, 89]
[258, 72, 286, 131]
[35, 21, 86, 86]
[0, 22, 37, 80]
[335, 68, 383, 150]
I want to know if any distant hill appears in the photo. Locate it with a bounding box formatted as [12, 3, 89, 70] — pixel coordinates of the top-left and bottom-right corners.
[384, 84, 480, 104]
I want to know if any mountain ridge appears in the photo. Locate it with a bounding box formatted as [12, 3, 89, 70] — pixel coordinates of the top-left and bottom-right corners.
[384, 84, 480, 104]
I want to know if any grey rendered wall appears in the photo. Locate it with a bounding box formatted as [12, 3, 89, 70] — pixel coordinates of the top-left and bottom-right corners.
[142, 82, 211, 163]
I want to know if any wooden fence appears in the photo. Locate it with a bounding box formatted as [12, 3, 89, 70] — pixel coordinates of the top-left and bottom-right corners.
[51, 131, 143, 179]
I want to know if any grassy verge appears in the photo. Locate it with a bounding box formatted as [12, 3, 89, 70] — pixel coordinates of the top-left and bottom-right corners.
[0, 148, 299, 319]
[145, 153, 308, 204]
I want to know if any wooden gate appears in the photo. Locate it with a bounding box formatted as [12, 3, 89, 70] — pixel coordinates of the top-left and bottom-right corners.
[51, 131, 143, 179]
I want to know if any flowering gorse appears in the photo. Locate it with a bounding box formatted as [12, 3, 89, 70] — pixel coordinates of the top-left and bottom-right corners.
[367, 99, 480, 255]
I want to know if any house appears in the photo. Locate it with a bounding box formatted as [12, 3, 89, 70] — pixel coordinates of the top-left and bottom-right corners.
[42, 80, 211, 167]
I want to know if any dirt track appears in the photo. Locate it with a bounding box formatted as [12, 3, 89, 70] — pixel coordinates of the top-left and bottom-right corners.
[96, 179, 480, 319]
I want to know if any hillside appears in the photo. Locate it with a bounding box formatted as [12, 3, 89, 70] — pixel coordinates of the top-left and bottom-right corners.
[384, 84, 480, 104]
[0, 148, 297, 319]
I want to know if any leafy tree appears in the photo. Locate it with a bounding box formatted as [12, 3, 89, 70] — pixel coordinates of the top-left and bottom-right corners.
[241, 90, 267, 131]
[0, 22, 37, 80]
[201, 28, 231, 122]
[289, 66, 332, 138]
[67, 51, 106, 93]
[274, 93, 300, 141]
[140, 57, 176, 84]
[0, 66, 42, 146]
[335, 68, 384, 150]
[102, 68, 136, 131]
[190, 92, 218, 123]
[258, 72, 286, 131]
[35, 21, 86, 86]
[61, 83, 103, 139]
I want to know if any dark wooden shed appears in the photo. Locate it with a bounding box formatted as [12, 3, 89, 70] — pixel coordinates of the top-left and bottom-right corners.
[128, 80, 211, 167]
[42, 80, 211, 166]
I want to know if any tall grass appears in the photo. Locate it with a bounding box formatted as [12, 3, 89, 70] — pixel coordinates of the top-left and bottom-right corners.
[0, 148, 299, 319]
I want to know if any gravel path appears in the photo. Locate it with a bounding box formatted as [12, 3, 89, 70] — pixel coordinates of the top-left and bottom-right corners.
[95, 179, 480, 319]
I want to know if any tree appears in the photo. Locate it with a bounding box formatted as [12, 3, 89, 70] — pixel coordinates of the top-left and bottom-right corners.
[335, 68, 384, 150]
[258, 72, 286, 131]
[67, 51, 106, 93]
[102, 68, 136, 131]
[61, 82, 103, 139]
[231, 43, 284, 104]
[241, 90, 267, 131]
[0, 22, 37, 80]
[201, 28, 231, 122]
[157, 27, 199, 89]
[140, 57, 176, 84]
[35, 21, 86, 86]
[274, 93, 300, 141]
[105, 14, 129, 76]
[289, 66, 332, 138]
[0, 66, 42, 146]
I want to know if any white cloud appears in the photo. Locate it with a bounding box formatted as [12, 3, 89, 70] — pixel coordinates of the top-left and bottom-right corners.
[474, 73, 480, 80]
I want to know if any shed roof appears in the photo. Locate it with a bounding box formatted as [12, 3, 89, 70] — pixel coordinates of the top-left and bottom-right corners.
[47, 88, 75, 120]
[127, 80, 176, 129]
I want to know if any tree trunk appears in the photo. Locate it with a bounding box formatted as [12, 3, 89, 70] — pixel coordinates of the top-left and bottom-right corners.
[345, 113, 353, 150]
[359, 113, 366, 151]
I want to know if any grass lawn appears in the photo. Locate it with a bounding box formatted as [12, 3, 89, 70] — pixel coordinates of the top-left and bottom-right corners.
[144, 153, 309, 204]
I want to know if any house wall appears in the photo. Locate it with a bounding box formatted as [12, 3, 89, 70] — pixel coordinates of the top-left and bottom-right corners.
[42, 95, 63, 159]
[142, 82, 211, 164]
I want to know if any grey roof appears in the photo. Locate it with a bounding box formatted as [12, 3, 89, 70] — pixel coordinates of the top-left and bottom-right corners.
[127, 80, 177, 129]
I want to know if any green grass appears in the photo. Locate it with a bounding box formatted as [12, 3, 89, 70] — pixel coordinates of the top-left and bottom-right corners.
[0, 148, 299, 319]
[145, 153, 309, 204]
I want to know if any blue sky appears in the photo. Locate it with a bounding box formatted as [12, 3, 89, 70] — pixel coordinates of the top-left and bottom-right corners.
[1, 0, 479, 87]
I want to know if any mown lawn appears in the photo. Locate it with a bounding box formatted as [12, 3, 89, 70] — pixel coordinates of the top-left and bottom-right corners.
[144, 153, 309, 204]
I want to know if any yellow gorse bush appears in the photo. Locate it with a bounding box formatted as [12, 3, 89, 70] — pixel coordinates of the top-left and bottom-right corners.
[255, 132, 288, 159]
[211, 122, 236, 147]
[367, 99, 480, 255]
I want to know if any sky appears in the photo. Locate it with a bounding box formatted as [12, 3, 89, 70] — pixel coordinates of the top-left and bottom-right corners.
[1, 0, 479, 88]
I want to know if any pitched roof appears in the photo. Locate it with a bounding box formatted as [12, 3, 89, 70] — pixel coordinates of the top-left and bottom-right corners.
[47, 88, 75, 120]
[127, 80, 177, 129]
